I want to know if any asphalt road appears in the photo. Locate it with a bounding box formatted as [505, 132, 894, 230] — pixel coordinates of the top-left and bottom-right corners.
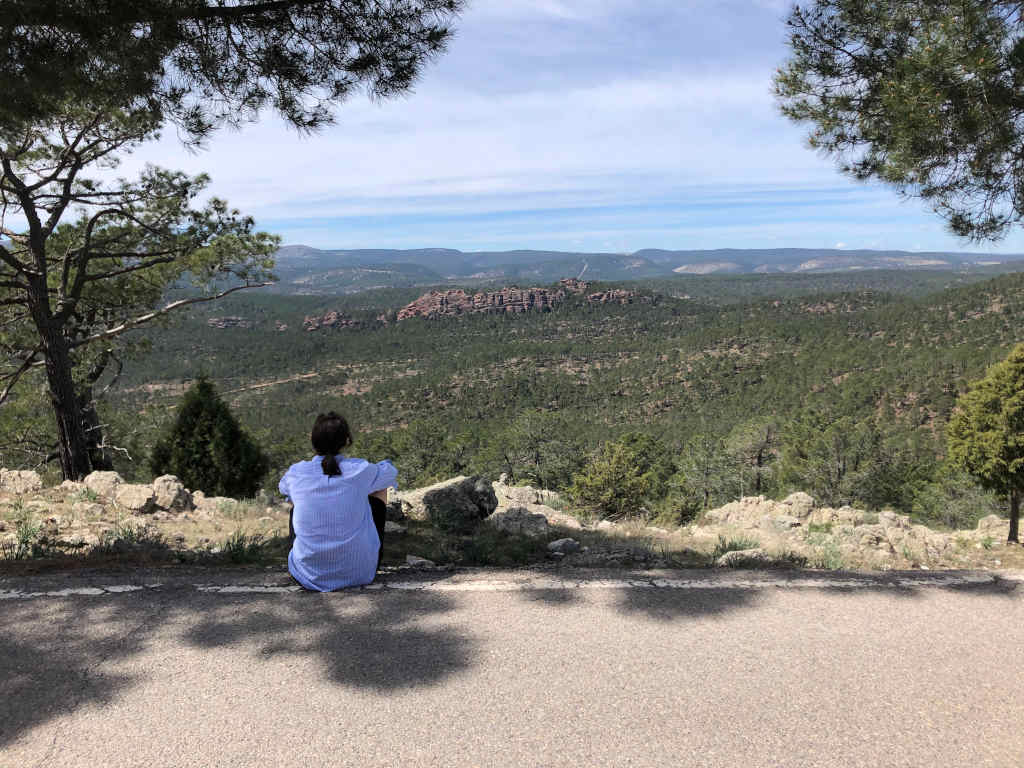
[2, 568, 1022, 768]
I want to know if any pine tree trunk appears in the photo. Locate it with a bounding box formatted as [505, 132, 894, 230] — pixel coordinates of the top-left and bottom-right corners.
[27, 282, 92, 480]
[1009, 490, 1020, 544]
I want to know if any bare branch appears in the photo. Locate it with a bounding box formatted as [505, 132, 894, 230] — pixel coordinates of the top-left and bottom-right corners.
[69, 282, 274, 348]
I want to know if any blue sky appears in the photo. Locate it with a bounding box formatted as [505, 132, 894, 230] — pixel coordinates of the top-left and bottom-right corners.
[129, 0, 1024, 254]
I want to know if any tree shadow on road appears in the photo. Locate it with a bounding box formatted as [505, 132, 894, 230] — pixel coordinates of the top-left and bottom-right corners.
[0, 585, 476, 748]
[181, 589, 475, 691]
[0, 595, 166, 749]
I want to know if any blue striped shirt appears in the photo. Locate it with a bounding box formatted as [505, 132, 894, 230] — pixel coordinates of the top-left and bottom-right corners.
[279, 456, 399, 591]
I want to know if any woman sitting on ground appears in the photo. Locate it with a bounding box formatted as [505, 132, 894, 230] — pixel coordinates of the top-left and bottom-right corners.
[279, 412, 398, 591]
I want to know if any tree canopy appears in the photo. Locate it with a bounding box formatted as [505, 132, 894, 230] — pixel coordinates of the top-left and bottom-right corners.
[775, 0, 1024, 240]
[1, 0, 465, 139]
[0, 101, 278, 478]
[946, 343, 1024, 542]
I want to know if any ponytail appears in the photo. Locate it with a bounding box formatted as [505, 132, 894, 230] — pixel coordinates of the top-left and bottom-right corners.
[311, 411, 353, 477]
[322, 454, 342, 477]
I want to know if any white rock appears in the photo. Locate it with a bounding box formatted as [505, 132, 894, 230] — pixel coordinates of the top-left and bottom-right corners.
[384, 521, 406, 534]
[406, 554, 436, 567]
[152, 475, 193, 512]
[114, 484, 157, 514]
[0, 469, 43, 495]
[72, 501, 105, 518]
[715, 548, 773, 568]
[781, 492, 815, 519]
[486, 507, 550, 537]
[84, 471, 123, 499]
[547, 538, 580, 554]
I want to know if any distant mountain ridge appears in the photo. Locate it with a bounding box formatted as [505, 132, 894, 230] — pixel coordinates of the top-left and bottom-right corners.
[270, 244, 1024, 294]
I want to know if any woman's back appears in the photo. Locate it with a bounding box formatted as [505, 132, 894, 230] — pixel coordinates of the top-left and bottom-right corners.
[280, 456, 397, 591]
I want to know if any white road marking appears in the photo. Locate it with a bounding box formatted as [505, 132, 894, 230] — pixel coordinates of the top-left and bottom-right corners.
[0, 571, 1018, 600]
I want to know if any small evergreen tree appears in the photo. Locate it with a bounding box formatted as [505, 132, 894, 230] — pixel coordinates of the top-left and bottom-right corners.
[151, 378, 268, 498]
[570, 439, 655, 520]
[946, 344, 1024, 543]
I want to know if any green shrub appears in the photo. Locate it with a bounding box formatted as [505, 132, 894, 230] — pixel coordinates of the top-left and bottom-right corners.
[911, 470, 1003, 530]
[711, 534, 760, 560]
[570, 438, 662, 520]
[221, 530, 268, 563]
[151, 377, 269, 497]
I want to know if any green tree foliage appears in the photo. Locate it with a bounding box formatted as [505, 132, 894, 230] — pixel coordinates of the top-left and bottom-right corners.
[911, 469, 1003, 530]
[0, 101, 277, 479]
[478, 410, 585, 490]
[947, 343, 1024, 541]
[570, 438, 658, 520]
[1, 0, 464, 138]
[151, 377, 269, 497]
[775, 1, 1024, 239]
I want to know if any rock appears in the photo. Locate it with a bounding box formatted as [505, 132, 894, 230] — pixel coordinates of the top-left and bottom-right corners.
[57, 532, 99, 548]
[59, 480, 85, 493]
[596, 520, 617, 530]
[396, 476, 497, 534]
[544, 509, 583, 530]
[835, 506, 866, 526]
[781, 492, 815, 520]
[384, 521, 406, 535]
[194, 495, 236, 515]
[406, 554, 436, 567]
[764, 514, 801, 532]
[114, 484, 157, 515]
[715, 548, 774, 568]
[72, 501, 105, 518]
[84, 471, 123, 499]
[385, 499, 405, 521]
[492, 480, 557, 508]
[152, 475, 192, 512]
[0, 469, 43, 495]
[486, 507, 549, 537]
[878, 510, 910, 529]
[976, 515, 1008, 537]
[547, 538, 580, 554]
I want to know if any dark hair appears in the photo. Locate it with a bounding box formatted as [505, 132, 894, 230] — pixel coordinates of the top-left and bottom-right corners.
[311, 412, 353, 477]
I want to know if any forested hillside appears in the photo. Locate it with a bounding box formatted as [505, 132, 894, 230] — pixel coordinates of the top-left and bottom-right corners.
[68, 268, 1023, 528]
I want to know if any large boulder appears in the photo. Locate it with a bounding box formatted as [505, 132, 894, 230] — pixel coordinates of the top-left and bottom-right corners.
[114, 484, 157, 515]
[0, 469, 43, 495]
[423, 476, 498, 534]
[780, 492, 815, 520]
[84, 471, 123, 499]
[152, 475, 192, 512]
[486, 507, 550, 537]
[394, 476, 498, 534]
[394, 476, 499, 531]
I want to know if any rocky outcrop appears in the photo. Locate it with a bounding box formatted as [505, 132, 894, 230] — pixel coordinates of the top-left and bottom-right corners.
[302, 311, 366, 331]
[206, 316, 253, 329]
[395, 279, 647, 322]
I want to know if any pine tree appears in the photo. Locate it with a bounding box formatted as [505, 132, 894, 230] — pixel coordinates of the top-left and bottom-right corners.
[946, 343, 1024, 543]
[151, 377, 269, 498]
